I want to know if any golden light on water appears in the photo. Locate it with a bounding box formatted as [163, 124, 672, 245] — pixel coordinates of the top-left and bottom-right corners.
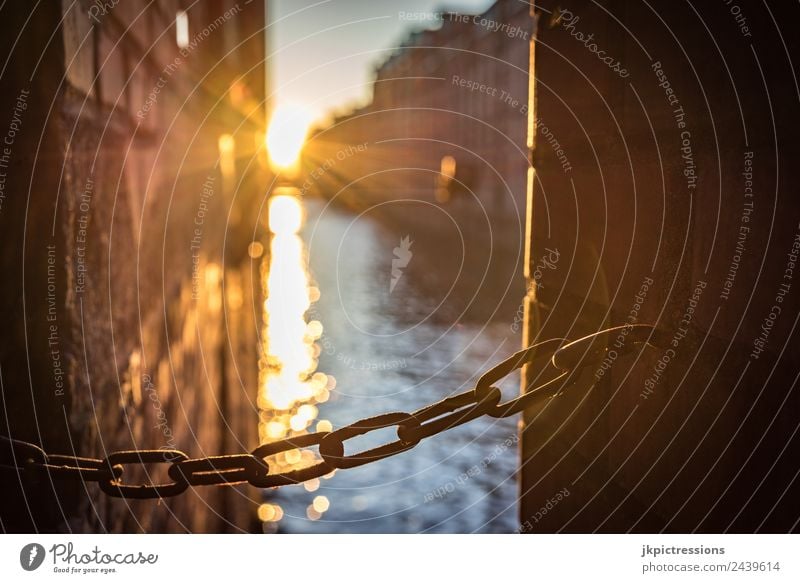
[258, 503, 284, 522]
[257, 192, 335, 527]
[268, 193, 304, 235]
[266, 104, 312, 172]
[248, 241, 264, 258]
[312, 495, 330, 513]
[285, 449, 302, 465]
[260, 205, 318, 411]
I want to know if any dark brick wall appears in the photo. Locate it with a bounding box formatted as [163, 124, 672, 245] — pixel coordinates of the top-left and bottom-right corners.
[522, 0, 800, 532]
[1, 0, 267, 532]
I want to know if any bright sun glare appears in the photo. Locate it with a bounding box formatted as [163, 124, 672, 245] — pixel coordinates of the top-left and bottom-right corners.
[266, 104, 312, 171]
[268, 193, 304, 235]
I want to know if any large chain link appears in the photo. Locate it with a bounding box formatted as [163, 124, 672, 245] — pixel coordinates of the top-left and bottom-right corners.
[0, 325, 663, 500]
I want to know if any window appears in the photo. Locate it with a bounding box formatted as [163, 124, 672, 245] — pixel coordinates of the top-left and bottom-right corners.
[176, 11, 189, 49]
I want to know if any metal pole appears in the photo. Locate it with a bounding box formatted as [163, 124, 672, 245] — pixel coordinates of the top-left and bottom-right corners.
[519, 0, 541, 532]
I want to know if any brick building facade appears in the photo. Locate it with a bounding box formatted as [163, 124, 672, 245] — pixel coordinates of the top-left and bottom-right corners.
[306, 0, 532, 321]
[1, 0, 267, 532]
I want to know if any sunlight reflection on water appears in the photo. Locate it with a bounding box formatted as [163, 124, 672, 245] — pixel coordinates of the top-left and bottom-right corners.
[257, 198, 520, 533]
[257, 194, 335, 528]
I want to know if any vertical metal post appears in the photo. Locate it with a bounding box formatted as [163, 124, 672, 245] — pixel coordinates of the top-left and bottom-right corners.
[519, 0, 540, 531]
[522, 1, 539, 354]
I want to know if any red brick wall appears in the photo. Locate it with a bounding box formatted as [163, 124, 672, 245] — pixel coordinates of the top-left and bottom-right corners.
[522, 0, 800, 532]
[0, 0, 267, 532]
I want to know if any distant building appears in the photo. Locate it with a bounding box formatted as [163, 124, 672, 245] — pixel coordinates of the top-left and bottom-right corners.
[308, 0, 531, 216]
[304, 0, 532, 321]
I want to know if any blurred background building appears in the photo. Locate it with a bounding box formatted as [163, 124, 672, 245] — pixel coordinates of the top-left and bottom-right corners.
[305, 0, 531, 321]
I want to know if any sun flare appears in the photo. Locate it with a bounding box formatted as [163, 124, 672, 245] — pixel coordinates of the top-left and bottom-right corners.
[266, 104, 312, 171]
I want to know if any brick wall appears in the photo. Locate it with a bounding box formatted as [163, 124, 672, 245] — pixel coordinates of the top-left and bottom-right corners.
[304, 0, 532, 322]
[522, 0, 800, 532]
[0, 0, 268, 532]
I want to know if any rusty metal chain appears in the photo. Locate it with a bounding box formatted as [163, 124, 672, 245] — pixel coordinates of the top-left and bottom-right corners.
[0, 325, 664, 499]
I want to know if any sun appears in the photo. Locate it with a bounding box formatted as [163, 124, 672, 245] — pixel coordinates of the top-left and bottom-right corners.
[266, 103, 312, 173]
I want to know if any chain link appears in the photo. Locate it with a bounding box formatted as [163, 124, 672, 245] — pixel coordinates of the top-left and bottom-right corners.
[0, 325, 661, 499]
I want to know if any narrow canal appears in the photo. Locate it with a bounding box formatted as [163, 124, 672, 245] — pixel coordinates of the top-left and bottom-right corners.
[257, 195, 522, 533]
